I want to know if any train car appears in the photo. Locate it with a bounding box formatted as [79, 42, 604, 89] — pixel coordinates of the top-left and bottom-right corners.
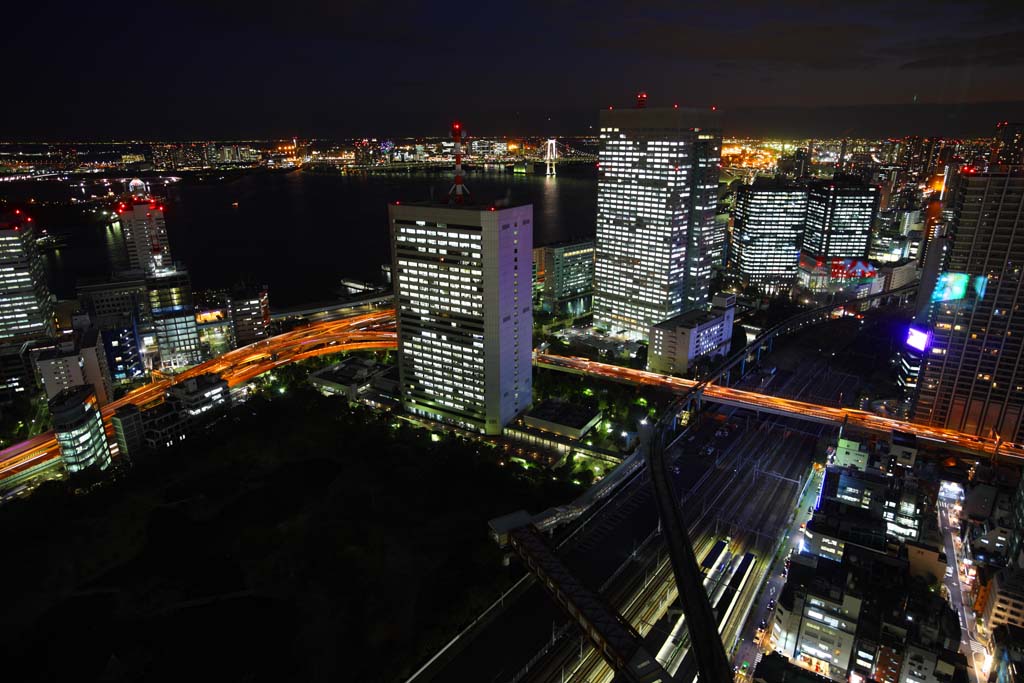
[701, 539, 728, 574]
[716, 552, 757, 634]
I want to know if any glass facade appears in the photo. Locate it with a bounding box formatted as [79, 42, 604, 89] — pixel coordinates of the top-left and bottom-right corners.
[147, 270, 202, 370]
[732, 180, 807, 295]
[50, 386, 112, 474]
[801, 178, 879, 261]
[541, 240, 594, 314]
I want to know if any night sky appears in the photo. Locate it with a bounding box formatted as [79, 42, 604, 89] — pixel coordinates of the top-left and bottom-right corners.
[6, 0, 1024, 140]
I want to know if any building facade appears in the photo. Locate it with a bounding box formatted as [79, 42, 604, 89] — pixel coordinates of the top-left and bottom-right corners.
[117, 188, 171, 275]
[647, 293, 735, 375]
[147, 270, 202, 370]
[798, 176, 880, 291]
[594, 105, 721, 339]
[49, 385, 112, 476]
[731, 178, 808, 295]
[541, 240, 594, 315]
[913, 169, 1024, 442]
[34, 330, 113, 405]
[0, 212, 54, 343]
[228, 285, 270, 347]
[390, 201, 532, 435]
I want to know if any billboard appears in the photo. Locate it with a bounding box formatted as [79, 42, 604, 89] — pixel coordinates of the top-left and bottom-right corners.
[906, 326, 930, 352]
[932, 272, 970, 303]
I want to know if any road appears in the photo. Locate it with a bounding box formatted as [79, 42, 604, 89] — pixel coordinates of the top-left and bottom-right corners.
[938, 490, 990, 682]
[3, 309, 1016, 489]
[533, 353, 1024, 462]
[0, 310, 396, 486]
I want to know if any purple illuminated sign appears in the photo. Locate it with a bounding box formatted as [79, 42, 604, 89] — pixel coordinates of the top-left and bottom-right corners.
[906, 326, 930, 352]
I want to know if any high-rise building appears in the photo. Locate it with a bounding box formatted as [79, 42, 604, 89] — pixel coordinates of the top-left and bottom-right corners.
[389, 201, 532, 435]
[0, 211, 54, 343]
[731, 178, 808, 295]
[541, 240, 595, 315]
[594, 103, 721, 339]
[0, 211, 54, 400]
[797, 175, 880, 291]
[50, 385, 112, 476]
[229, 285, 270, 347]
[993, 122, 1024, 167]
[147, 269, 202, 370]
[801, 175, 879, 261]
[914, 168, 1024, 441]
[116, 183, 171, 275]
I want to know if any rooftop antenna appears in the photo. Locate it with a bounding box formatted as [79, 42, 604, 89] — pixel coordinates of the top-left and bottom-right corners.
[449, 121, 469, 203]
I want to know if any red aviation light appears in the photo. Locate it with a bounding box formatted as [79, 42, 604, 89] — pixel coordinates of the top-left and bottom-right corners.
[673, 103, 679, 109]
[489, 206, 496, 211]
[13, 209, 20, 214]
[711, 105, 717, 111]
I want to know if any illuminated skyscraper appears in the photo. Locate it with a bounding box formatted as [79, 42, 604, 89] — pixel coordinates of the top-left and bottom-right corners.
[801, 176, 878, 261]
[914, 168, 1024, 441]
[0, 211, 54, 343]
[117, 181, 171, 275]
[147, 269, 201, 370]
[0, 211, 55, 399]
[594, 103, 721, 339]
[731, 178, 807, 295]
[389, 201, 532, 435]
[50, 385, 112, 476]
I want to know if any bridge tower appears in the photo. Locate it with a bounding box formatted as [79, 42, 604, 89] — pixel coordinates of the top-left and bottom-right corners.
[545, 138, 557, 176]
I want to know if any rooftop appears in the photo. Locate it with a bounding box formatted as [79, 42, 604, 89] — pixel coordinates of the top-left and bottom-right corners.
[525, 399, 601, 431]
[652, 307, 727, 331]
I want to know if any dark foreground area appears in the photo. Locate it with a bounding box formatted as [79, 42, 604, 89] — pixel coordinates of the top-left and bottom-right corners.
[0, 390, 575, 682]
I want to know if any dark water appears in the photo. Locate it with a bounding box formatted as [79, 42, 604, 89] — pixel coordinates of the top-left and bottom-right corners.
[13, 168, 598, 308]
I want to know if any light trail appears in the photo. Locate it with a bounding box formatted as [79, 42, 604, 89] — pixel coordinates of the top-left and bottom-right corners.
[3, 308, 1016, 486]
[533, 353, 1024, 462]
[0, 310, 397, 482]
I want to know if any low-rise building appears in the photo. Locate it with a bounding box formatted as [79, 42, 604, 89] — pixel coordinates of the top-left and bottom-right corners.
[984, 568, 1024, 634]
[770, 555, 862, 682]
[309, 357, 389, 402]
[647, 294, 735, 375]
[522, 399, 602, 440]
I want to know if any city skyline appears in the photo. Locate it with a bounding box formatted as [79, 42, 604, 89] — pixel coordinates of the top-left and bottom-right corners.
[6, 3, 1024, 682]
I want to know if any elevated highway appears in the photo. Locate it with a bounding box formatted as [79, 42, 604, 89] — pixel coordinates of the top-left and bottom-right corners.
[3, 298, 1018, 489]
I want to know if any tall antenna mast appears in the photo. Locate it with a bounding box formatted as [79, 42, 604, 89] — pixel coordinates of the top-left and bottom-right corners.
[449, 121, 469, 203]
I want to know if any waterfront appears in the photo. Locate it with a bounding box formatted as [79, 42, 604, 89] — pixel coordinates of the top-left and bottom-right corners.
[3, 167, 598, 308]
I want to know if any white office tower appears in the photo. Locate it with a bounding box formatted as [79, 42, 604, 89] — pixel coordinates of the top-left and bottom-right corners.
[117, 182, 171, 275]
[731, 178, 808, 295]
[389, 201, 533, 435]
[594, 101, 721, 340]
